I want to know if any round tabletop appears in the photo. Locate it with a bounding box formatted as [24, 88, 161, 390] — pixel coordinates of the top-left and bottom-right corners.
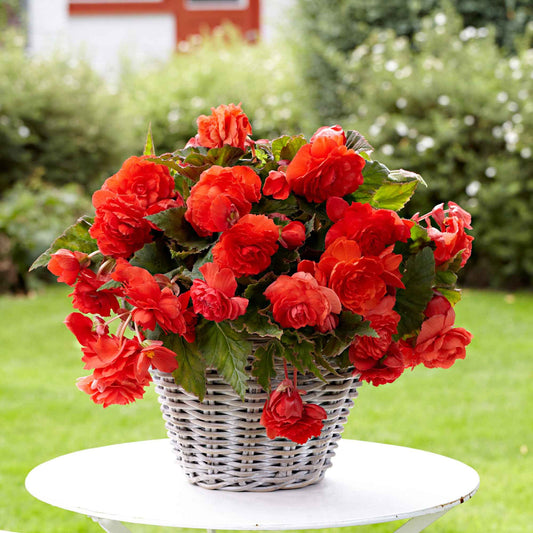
[26, 439, 479, 530]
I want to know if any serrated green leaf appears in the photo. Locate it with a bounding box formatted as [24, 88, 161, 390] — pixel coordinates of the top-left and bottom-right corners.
[281, 331, 325, 381]
[252, 340, 283, 392]
[352, 160, 390, 204]
[197, 321, 251, 399]
[371, 180, 419, 210]
[243, 272, 277, 307]
[230, 309, 283, 339]
[345, 130, 374, 154]
[145, 207, 212, 252]
[143, 123, 155, 156]
[395, 247, 436, 337]
[271, 135, 307, 162]
[30, 216, 97, 270]
[163, 333, 207, 400]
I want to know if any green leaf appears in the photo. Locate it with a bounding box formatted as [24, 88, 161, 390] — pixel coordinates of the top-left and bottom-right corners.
[145, 207, 212, 252]
[388, 168, 427, 187]
[130, 241, 176, 274]
[435, 269, 458, 287]
[395, 247, 436, 337]
[371, 180, 419, 210]
[163, 333, 207, 401]
[322, 312, 376, 358]
[97, 279, 122, 292]
[242, 272, 277, 308]
[352, 160, 390, 204]
[196, 321, 251, 399]
[143, 123, 156, 156]
[345, 130, 374, 154]
[281, 331, 325, 381]
[271, 135, 307, 162]
[230, 309, 283, 339]
[206, 145, 244, 166]
[30, 216, 97, 270]
[436, 288, 462, 305]
[252, 340, 283, 392]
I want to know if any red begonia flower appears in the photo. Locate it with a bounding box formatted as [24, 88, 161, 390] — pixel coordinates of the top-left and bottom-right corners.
[196, 103, 252, 151]
[260, 378, 327, 444]
[190, 263, 248, 322]
[47, 249, 90, 285]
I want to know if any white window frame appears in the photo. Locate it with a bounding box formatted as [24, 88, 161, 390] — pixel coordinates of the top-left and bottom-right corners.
[185, 0, 249, 11]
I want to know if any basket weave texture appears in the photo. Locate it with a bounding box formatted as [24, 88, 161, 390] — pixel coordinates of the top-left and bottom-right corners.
[152, 359, 361, 492]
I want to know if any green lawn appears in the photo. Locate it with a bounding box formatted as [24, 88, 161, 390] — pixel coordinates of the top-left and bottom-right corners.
[0, 286, 531, 532]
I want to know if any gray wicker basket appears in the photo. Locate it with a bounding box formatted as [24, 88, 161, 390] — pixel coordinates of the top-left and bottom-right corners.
[152, 359, 361, 492]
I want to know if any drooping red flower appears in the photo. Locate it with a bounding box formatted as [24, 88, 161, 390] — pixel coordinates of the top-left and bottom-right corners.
[47, 249, 90, 285]
[260, 378, 327, 444]
[351, 341, 405, 386]
[325, 202, 414, 254]
[285, 127, 365, 203]
[212, 214, 280, 277]
[190, 263, 248, 322]
[427, 214, 474, 268]
[100, 155, 182, 212]
[135, 340, 178, 380]
[112, 260, 187, 334]
[70, 269, 122, 317]
[185, 165, 261, 236]
[90, 192, 153, 258]
[264, 271, 341, 331]
[403, 294, 473, 369]
[263, 169, 290, 200]
[76, 350, 151, 408]
[279, 221, 306, 250]
[415, 202, 473, 268]
[195, 103, 252, 151]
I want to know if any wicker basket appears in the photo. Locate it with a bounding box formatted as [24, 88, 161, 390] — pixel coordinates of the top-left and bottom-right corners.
[152, 357, 361, 492]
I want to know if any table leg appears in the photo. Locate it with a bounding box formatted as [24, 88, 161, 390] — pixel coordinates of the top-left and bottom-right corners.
[394, 510, 448, 532]
[91, 516, 133, 533]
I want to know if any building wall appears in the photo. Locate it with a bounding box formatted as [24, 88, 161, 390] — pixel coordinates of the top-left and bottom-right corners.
[26, 0, 285, 77]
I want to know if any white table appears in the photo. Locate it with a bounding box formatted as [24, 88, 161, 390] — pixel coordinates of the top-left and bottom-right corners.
[26, 439, 479, 533]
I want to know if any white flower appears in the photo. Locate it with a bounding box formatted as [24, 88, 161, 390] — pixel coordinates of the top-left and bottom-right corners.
[466, 181, 481, 196]
[464, 115, 475, 126]
[396, 97, 407, 109]
[381, 144, 394, 156]
[497, 92, 508, 103]
[485, 167, 497, 178]
[18, 125, 30, 138]
[520, 147, 531, 159]
[434, 13, 447, 26]
[385, 60, 399, 72]
[395, 122, 409, 136]
[438, 95, 450, 106]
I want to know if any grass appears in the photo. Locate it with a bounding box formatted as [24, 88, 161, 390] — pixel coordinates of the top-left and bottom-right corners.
[0, 286, 531, 532]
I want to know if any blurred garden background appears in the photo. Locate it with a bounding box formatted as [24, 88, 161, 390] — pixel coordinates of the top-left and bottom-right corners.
[0, 0, 532, 531]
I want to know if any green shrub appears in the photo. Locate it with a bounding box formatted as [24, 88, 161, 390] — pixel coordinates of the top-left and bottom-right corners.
[0, 179, 93, 292]
[291, 0, 532, 123]
[120, 27, 312, 154]
[0, 31, 135, 196]
[333, 8, 533, 287]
